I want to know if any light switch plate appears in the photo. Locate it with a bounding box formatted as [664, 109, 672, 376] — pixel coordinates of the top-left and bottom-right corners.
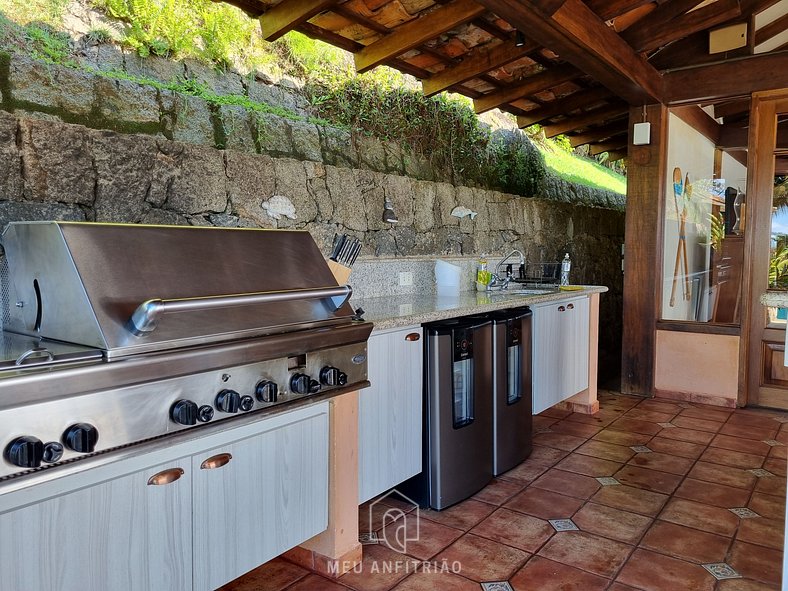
[399, 271, 413, 286]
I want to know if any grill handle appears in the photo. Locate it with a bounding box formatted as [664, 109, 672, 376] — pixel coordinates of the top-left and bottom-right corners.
[128, 285, 353, 336]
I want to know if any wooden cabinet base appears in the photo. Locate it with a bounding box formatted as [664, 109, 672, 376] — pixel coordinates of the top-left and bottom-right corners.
[285, 542, 363, 578]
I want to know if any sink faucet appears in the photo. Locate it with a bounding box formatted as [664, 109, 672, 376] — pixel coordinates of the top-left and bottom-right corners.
[495, 250, 526, 285]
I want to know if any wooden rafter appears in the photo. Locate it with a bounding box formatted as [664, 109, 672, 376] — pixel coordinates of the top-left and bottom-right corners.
[718, 123, 788, 149]
[567, 121, 628, 146]
[607, 149, 628, 161]
[671, 105, 722, 145]
[714, 98, 751, 120]
[423, 38, 539, 96]
[542, 103, 628, 137]
[473, 64, 581, 113]
[586, 0, 654, 21]
[516, 86, 614, 127]
[589, 140, 627, 155]
[471, 17, 510, 39]
[353, 0, 487, 73]
[755, 12, 788, 46]
[260, 0, 337, 41]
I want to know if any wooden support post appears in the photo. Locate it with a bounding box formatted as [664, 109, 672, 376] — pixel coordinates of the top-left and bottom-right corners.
[621, 104, 668, 396]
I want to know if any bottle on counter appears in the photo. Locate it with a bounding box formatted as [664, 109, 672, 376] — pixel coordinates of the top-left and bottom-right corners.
[476, 258, 491, 288]
[560, 253, 571, 286]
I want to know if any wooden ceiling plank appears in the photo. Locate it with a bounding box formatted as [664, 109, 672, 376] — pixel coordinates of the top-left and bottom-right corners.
[718, 122, 788, 149]
[586, 0, 655, 21]
[623, 0, 741, 53]
[671, 105, 722, 144]
[260, 0, 337, 41]
[297, 22, 363, 52]
[516, 86, 614, 127]
[332, 4, 390, 34]
[714, 98, 751, 119]
[589, 140, 628, 155]
[664, 51, 788, 103]
[353, 0, 487, 73]
[755, 12, 788, 46]
[473, 63, 581, 113]
[422, 37, 539, 96]
[568, 122, 628, 146]
[542, 103, 629, 137]
[471, 17, 510, 39]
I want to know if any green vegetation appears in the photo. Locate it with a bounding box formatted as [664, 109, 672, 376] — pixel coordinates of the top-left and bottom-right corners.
[537, 142, 627, 194]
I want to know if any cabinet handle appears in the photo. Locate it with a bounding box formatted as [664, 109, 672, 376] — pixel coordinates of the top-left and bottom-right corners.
[567, 303, 574, 310]
[200, 453, 233, 470]
[558, 306, 566, 312]
[147, 468, 184, 486]
[405, 333, 421, 341]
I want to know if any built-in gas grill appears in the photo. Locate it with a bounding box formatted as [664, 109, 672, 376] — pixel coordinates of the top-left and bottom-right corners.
[0, 222, 371, 483]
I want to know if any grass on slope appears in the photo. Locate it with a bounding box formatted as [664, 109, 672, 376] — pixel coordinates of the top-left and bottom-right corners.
[538, 143, 627, 195]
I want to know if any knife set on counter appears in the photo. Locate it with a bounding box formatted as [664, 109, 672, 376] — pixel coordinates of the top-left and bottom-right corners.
[326, 234, 362, 284]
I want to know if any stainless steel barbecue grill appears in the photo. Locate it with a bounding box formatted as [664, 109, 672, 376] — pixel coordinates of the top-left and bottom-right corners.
[0, 222, 371, 483]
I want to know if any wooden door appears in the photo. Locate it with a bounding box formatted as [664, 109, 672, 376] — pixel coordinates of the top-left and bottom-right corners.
[358, 326, 423, 504]
[744, 91, 788, 409]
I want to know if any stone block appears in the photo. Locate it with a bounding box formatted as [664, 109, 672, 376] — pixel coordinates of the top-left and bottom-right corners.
[255, 113, 293, 156]
[169, 94, 215, 146]
[208, 213, 256, 228]
[382, 141, 404, 174]
[0, 113, 22, 202]
[183, 59, 245, 97]
[320, 127, 356, 168]
[353, 169, 385, 232]
[367, 229, 397, 256]
[382, 174, 414, 227]
[272, 158, 318, 227]
[434, 182, 457, 226]
[123, 52, 185, 84]
[19, 118, 95, 205]
[225, 151, 276, 228]
[303, 222, 339, 253]
[167, 145, 227, 214]
[149, 140, 185, 207]
[304, 161, 333, 221]
[219, 105, 255, 153]
[9, 55, 94, 117]
[76, 43, 126, 74]
[357, 135, 387, 172]
[0, 201, 85, 230]
[290, 120, 322, 162]
[327, 167, 367, 232]
[412, 180, 435, 232]
[140, 207, 189, 226]
[95, 77, 160, 126]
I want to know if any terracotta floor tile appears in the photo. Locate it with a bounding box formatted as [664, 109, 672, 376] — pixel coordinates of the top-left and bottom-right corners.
[531, 468, 601, 500]
[565, 409, 621, 426]
[420, 499, 496, 531]
[527, 444, 571, 466]
[470, 507, 554, 553]
[532, 432, 588, 451]
[679, 406, 732, 422]
[510, 556, 610, 591]
[711, 434, 772, 456]
[700, 447, 766, 470]
[537, 530, 632, 578]
[636, 400, 684, 414]
[498, 460, 550, 484]
[572, 502, 653, 544]
[748, 492, 785, 519]
[361, 501, 412, 533]
[727, 412, 786, 430]
[613, 465, 683, 494]
[549, 419, 603, 438]
[505, 487, 584, 520]
[592, 429, 652, 446]
[755, 473, 786, 496]
[659, 498, 740, 536]
[533, 416, 558, 432]
[737, 517, 785, 550]
[674, 477, 751, 508]
[591, 484, 669, 517]
[472, 478, 525, 506]
[764, 457, 786, 476]
[688, 461, 758, 489]
[286, 574, 350, 591]
[627, 451, 694, 475]
[769, 445, 787, 460]
[390, 570, 478, 591]
[340, 545, 411, 591]
[608, 417, 664, 436]
[435, 533, 529, 582]
[377, 514, 463, 561]
[639, 520, 731, 564]
[624, 408, 677, 423]
[606, 583, 641, 591]
[717, 579, 784, 591]
[719, 423, 779, 441]
[728, 541, 783, 586]
[616, 548, 715, 591]
[671, 415, 723, 433]
[647, 436, 707, 459]
[555, 453, 623, 477]
[539, 408, 573, 420]
[576, 440, 636, 463]
[220, 557, 309, 591]
[655, 426, 715, 445]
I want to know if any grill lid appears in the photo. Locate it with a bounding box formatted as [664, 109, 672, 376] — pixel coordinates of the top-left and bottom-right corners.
[1, 222, 355, 358]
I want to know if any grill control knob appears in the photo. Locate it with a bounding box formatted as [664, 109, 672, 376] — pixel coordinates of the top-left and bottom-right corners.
[255, 380, 278, 403]
[197, 405, 214, 423]
[4, 436, 44, 468]
[63, 423, 99, 454]
[320, 366, 348, 387]
[290, 373, 312, 395]
[216, 389, 241, 414]
[308, 379, 321, 394]
[171, 400, 199, 426]
[42, 442, 64, 464]
[240, 396, 255, 412]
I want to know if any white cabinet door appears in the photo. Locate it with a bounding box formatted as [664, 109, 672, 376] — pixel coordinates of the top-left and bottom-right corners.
[559, 296, 590, 398]
[358, 326, 423, 503]
[0, 459, 192, 591]
[192, 408, 329, 591]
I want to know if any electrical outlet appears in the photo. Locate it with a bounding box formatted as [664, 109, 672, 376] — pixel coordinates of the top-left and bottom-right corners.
[399, 272, 413, 286]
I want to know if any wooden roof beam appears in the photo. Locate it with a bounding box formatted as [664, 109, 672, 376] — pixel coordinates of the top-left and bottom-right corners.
[664, 52, 788, 104]
[568, 122, 628, 147]
[755, 12, 788, 46]
[589, 140, 627, 155]
[586, 0, 655, 21]
[423, 37, 539, 96]
[260, 0, 337, 41]
[607, 149, 628, 161]
[477, 0, 663, 104]
[473, 64, 581, 113]
[353, 0, 487, 73]
[714, 98, 751, 120]
[542, 103, 628, 137]
[718, 123, 788, 150]
[671, 105, 722, 145]
[516, 86, 614, 127]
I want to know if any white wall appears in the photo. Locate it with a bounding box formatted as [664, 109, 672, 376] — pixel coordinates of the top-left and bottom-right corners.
[721, 152, 748, 193]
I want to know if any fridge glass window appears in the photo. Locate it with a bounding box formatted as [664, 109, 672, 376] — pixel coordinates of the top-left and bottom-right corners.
[507, 344, 522, 404]
[452, 358, 474, 428]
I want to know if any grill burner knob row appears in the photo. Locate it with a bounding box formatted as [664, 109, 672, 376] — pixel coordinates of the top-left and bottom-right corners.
[171, 400, 199, 426]
[4, 436, 44, 468]
[290, 373, 321, 395]
[63, 423, 99, 454]
[240, 396, 255, 412]
[255, 380, 278, 403]
[320, 366, 348, 387]
[216, 389, 241, 414]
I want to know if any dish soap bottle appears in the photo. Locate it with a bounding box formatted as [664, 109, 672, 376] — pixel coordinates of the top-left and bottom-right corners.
[560, 253, 571, 286]
[477, 258, 490, 288]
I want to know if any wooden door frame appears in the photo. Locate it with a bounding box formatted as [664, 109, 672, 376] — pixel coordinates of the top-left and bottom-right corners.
[740, 90, 788, 407]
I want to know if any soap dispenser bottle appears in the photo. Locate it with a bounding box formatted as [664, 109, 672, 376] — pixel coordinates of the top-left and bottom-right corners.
[560, 253, 571, 286]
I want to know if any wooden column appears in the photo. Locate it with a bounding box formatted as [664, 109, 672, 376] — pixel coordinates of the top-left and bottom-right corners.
[621, 104, 669, 396]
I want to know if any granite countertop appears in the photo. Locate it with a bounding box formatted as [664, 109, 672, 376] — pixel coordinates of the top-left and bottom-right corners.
[352, 286, 608, 331]
[760, 291, 788, 307]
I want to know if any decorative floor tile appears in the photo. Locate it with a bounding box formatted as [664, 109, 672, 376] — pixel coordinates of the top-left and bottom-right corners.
[748, 468, 776, 478]
[480, 582, 514, 591]
[359, 532, 379, 544]
[763, 439, 784, 446]
[595, 476, 621, 486]
[701, 562, 742, 580]
[657, 422, 676, 428]
[630, 445, 652, 453]
[548, 519, 579, 532]
[729, 507, 760, 519]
